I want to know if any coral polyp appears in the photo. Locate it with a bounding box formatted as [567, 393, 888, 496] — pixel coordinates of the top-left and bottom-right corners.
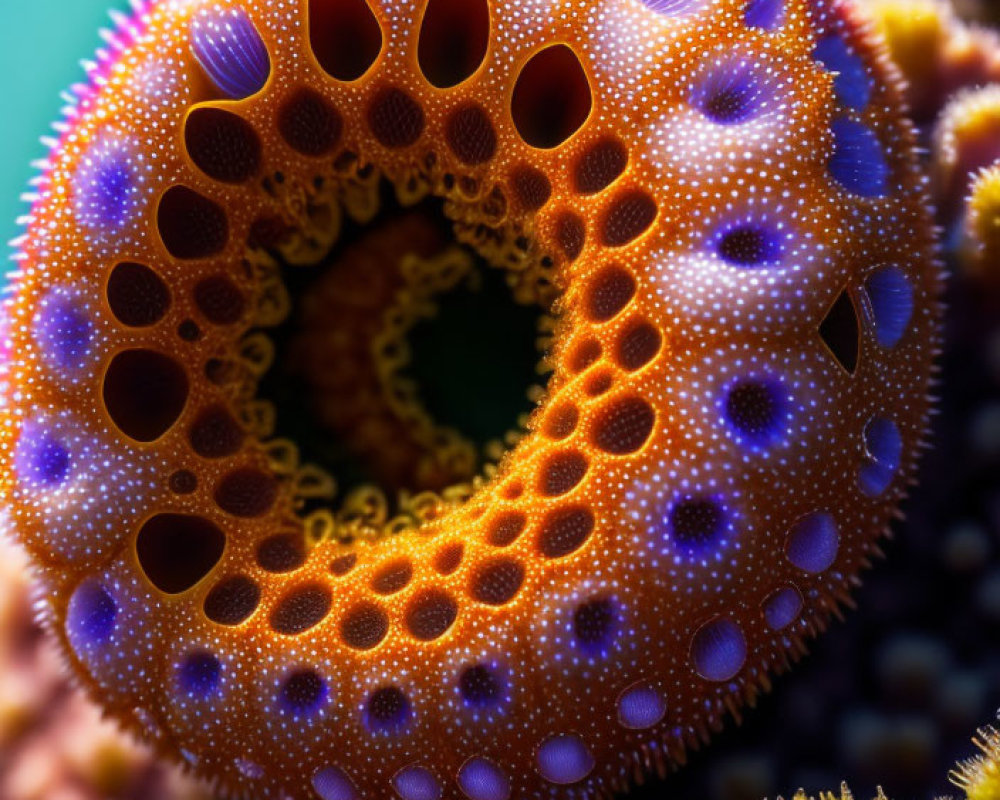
[0, 0, 940, 799]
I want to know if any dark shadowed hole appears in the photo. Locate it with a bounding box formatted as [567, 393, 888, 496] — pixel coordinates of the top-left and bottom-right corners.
[340, 601, 389, 649]
[819, 288, 860, 374]
[256, 532, 307, 573]
[573, 596, 618, 654]
[486, 512, 527, 547]
[418, 0, 490, 88]
[136, 513, 226, 594]
[371, 559, 413, 595]
[367, 87, 425, 149]
[586, 265, 636, 322]
[459, 663, 503, 707]
[591, 396, 655, 454]
[278, 88, 344, 157]
[184, 107, 262, 183]
[308, 0, 383, 81]
[470, 557, 525, 605]
[574, 138, 628, 195]
[512, 45, 592, 149]
[157, 185, 229, 259]
[269, 582, 333, 635]
[189, 404, 245, 459]
[405, 589, 458, 640]
[365, 686, 410, 732]
[103, 349, 189, 442]
[107, 262, 171, 328]
[279, 669, 327, 715]
[538, 506, 594, 559]
[204, 575, 260, 625]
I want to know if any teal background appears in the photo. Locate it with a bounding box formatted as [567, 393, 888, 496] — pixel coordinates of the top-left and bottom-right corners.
[0, 0, 131, 268]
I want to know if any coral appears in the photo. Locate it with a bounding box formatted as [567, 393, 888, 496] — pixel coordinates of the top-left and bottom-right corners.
[952, 722, 1000, 800]
[0, 0, 955, 799]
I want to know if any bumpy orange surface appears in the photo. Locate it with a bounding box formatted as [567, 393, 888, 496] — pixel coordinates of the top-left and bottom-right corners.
[0, 0, 940, 798]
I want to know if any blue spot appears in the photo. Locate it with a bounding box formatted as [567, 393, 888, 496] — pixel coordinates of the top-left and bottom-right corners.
[177, 652, 222, 698]
[744, 0, 783, 29]
[691, 618, 746, 682]
[859, 416, 902, 496]
[313, 767, 358, 800]
[664, 494, 730, 556]
[458, 758, 510, 800]
[763, 586, 802, 631]
[74, 143, 137, 234]
[191, 8, 271, 99]
[536, 735, 594, 785]
[617, 684, 667, 729]
[814, 35, 871, 110]
[786, 512, 839, 573]
[67, 579, 117, 646]
[724, 377, 787, 447]
[693, 61, 767, 125]
[828, 117, 889, 197]
[716, 222, 783, 266]
[19, 428, 71, 487]
[572, 596, 619, 657]
[35, 294, 93, 371]
[458, 663, 506, 710]
[364, 686, 411, 734]
[279, 669, 328, 716]
[393, 767, 442, 800]
[641, 0, 702, 14]
[865, 265, 914, 349]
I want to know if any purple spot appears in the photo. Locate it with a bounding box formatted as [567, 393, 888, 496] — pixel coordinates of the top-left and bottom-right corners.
[617, 684, 667, 729]
[724, 377, 787, 447]
[74, 143, 136, 233]
[364, 686, 411, 734]
[393, 766, 442, 800]
[191, 8, 271, 99]
[641, 0, 702, 13]
[18, 427, 71, 487]
[786, 512, 839, 573]
[744, 0, 783, 29]
[864, 265, 913, 349]
[814, 35, 871, 110]
[177, 651, 221, 698]
[459, 663, 506, 709]
[279, 669, 328, 716]
[572, 596, 619, 657]
[691, 618, 746, 682]
[829, 117, 888, 197]
[458, 758, 510, 800]
[664, 494, 730, 555]
[313, 767, 358, 800]
[716, 222, 783, 266]
[67, 578, 117, 646]
[859, 416, 902, 496]
[763, 586, 802, 631]
[536, 735, 594, 785]
[35, 293, 93, 371]
[692, 61, 767, 124]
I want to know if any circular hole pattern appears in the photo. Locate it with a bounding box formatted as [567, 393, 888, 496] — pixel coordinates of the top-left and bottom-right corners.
[169, 469, 198, 495]
[194, 275, 246, 326]
[586, 265, 636, 322]
[308, 0, 383, 81]
[184, 107, 261, 183]
[725, 378, 786, 445]
[584, 370, 613, 396]
[107, 262, 170, 327]
[511, 165, 551, 210]
[136, 513, 226, 595]
[539, 451, 588, 497]
[601, 190, 657, 247]
[372, 560, 414, 595]
[418, 0, 489, 88]
[279, 669, 328, 716]
[405, 589, 458, 641]
[573, 596, 618, 655]
[617, 684, 667, 730]
[365, 686, 411, 733]
[691, 617, 747, 682]
[575, 137, 628, 195]
[591, 396, 655, 454]
[157, 186, 229, 259]
[368, 88, 425, 149]
[256, 532, 307, 573]
[486, 511, 527, 547]
[538, 506, 594, 559]
[204, 574, 260, 625]
[459, 664, 504, 708]
[543, 403, 578, 440]
[458, 758, 510, 800]
[214, 467, 278, 518]
[446, 103, 497, 165]
[511, 44, 592, 149]
[717, 223, 781, 266]
[340, 601, 389, 650]
[178, 320, 201, 341]
[189, 404, 245, 459]
[278, 88, 343, 157]
[103, 349, 189, 442]
[616, 321, 662, 371]
[556, 212, 585, 261]
[433, 542, 464, 574]
[330, 553, 358, 576]
[536, 734, 594, 785]
[470, 557, 525, 605]
[270, 583, 332, 635]
[668, 495, 727, 552]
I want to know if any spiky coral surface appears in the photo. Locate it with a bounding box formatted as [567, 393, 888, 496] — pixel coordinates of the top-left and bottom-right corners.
[0, 0, 941, 799]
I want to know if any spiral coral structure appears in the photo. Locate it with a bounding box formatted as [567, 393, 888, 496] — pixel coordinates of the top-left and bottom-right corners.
[0, 0, 940, 798]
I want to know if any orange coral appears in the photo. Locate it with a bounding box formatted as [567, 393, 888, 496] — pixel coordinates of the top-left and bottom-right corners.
[0, 0, 940, 799]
